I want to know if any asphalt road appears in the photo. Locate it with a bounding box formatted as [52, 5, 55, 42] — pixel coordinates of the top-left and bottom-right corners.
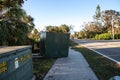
[73, 39, 120, 62]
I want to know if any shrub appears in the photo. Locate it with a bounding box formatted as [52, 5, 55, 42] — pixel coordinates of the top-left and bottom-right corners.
[115, 33, 120, 39]
[94, 34, 99, 40]
[94, 33, 112, 40]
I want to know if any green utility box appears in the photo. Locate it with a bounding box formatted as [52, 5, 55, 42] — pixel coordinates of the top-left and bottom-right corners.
[40, 32, 70, 58]
[0, 46, 34, 80]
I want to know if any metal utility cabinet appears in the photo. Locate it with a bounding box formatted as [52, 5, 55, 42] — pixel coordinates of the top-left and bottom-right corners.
[40, 32, 70, 58]
[0, 46, 34, 80]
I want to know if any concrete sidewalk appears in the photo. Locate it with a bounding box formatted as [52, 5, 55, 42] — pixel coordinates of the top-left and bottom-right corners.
[44, 49, 98, 80]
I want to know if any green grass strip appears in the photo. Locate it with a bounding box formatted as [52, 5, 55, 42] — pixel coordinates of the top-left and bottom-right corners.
[71, 41, 120, 80]
[33, 58, 56, 80]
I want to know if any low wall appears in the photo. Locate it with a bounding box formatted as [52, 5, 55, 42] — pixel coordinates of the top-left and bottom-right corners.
[0, 46, 34, 80]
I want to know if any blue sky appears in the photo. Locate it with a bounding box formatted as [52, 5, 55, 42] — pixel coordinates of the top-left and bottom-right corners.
[22, 0, 120, 31]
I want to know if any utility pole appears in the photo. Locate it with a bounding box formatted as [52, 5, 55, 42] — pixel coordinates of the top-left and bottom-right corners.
[112, 19, 114, 40]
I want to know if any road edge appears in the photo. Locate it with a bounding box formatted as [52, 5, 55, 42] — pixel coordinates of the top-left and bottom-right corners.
[81, 44, 120, 64]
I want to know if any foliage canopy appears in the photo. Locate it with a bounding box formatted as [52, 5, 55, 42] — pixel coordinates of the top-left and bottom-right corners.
[0, 0, 34, 46]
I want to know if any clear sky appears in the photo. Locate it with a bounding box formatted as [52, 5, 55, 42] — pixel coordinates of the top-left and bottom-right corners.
[22, 0, 120, 32]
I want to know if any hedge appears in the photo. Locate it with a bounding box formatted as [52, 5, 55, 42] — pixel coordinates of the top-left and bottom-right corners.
[94, 33, 112, 40]
[94, 33, 120, 40]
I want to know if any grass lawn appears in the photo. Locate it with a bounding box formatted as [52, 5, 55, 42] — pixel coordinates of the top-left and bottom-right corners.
[33, 58, 56, 80]
[70, 41, 120, 80]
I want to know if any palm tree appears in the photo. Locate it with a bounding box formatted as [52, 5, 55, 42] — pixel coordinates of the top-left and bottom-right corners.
[0, 0, 34, 46]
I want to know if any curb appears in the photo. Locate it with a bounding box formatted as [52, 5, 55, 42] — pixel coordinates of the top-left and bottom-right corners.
[81, 45, 120, 64]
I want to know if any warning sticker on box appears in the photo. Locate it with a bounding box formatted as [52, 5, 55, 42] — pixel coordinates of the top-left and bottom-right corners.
[15, 58, 19, 69]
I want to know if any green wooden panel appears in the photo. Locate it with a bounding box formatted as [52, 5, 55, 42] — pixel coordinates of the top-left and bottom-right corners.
[40, 32, 70, 58]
